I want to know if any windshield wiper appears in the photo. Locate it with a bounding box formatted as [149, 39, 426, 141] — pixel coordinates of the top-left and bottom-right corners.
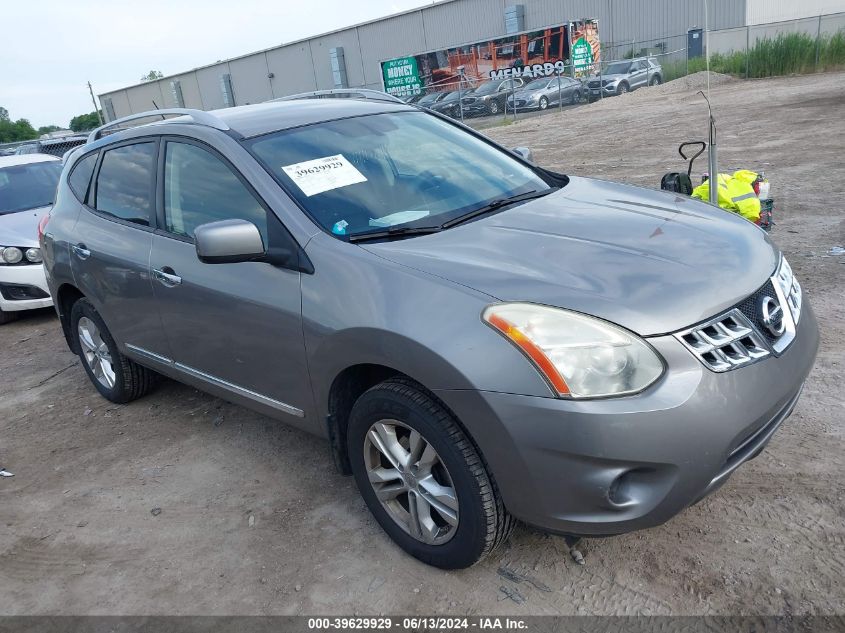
[348, 224, 443, 243]
[440, 188, 558, 229]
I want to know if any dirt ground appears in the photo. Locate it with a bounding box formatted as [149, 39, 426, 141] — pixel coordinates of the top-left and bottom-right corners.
[1, 72, 843, 616]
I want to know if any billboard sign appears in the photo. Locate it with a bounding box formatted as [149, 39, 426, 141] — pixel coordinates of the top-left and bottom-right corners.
[382, 56, 423, 96]
[380, 19, 600, 96]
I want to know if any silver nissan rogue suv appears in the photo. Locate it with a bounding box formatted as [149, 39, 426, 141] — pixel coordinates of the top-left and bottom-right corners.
[41, 101, 818, 569]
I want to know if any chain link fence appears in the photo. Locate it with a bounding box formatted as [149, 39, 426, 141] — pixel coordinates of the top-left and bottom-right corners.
[0, 134, 88, 159]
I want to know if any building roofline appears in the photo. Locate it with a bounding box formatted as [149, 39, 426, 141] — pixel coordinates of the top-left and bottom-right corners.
[99, 0, 457, 99]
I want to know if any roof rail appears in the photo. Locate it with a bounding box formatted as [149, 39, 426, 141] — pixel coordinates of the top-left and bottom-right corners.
[273, 88, 405, 105]
[87, 108, 230, 144]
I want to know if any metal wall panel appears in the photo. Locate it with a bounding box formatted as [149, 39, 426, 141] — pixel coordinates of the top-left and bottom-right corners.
[422, 0, 507, 50]
[747, 0, 843, 25]
[162, 73, 203, 109]
[357, 11, 428, 87]
[228, 53, 273, 104]
[104, 91, 131, 121]
[524, 0, 611, 32]
[308, 28, 366, 89]
[265, 43, 320, 96]
[195, 63, 231, 110]
[125, 81, 166, 114]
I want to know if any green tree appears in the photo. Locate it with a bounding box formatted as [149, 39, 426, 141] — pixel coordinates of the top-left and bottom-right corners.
[0, 107, 37, 143]
[69, 111, 102, 132]
[140, 70, 164, 82]
[37, 124, 62, 136]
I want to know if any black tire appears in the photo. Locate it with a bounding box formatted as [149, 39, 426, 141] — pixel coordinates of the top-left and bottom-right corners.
[488, 99, 500, 115]
[617, 82, 630, 95]
[650, 74, 662, 86]
[571, 90, 580, 105]
[0, 309, 18, 325]
[70, 297, 158, 403]
[348, 378, 513, 569]
[538, 96, 548, 110]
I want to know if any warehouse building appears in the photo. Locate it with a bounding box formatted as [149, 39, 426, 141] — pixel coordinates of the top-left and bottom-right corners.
[98, 0, 844, 121]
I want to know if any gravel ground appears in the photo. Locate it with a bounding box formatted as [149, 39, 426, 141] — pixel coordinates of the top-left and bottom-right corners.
[1, 71, 843, 616]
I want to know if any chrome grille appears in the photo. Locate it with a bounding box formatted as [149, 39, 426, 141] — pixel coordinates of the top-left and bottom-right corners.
[676, 256, 802, 372]
[676, 309, 771, 372]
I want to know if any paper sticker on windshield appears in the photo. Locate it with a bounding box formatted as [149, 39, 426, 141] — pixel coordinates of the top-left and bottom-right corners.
[282, 154, 367, 197]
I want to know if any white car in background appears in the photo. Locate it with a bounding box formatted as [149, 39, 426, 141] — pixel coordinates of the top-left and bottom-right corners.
[0, 154, 62, 323]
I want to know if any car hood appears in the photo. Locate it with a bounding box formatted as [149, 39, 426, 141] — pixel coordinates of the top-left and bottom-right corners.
[593, 73, 626, 82]
[362, 177, 778, 336]
[0, 205, 50, 248]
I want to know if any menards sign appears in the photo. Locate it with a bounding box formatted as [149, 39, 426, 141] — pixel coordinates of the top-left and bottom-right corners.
[380, 19, 599, 93]
[489, 61, 568, 80]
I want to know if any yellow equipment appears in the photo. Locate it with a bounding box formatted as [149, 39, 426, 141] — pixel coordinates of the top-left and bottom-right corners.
[691, 170, 761, 223]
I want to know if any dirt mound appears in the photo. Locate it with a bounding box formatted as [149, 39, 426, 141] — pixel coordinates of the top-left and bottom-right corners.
[652, 70, 736, 94]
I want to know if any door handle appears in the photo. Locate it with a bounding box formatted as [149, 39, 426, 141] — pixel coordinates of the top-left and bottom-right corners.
[153, 267, 182, 287]
[72, 243, 91, 260]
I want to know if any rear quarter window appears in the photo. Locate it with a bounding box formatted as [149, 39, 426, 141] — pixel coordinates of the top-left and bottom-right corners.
[68, 153, 98, 203]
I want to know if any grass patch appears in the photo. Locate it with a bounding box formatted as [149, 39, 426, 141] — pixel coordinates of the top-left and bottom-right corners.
[658, 30, 845, 82]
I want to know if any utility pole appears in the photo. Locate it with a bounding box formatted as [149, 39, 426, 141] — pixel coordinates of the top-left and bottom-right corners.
[88, 82, 104, 125]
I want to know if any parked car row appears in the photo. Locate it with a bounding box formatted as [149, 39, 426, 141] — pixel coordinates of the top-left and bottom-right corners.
[403, 57, 664, 120]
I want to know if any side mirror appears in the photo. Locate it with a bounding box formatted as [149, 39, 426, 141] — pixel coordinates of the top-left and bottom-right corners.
[512, 147, 534, 163]
[195, 219, 265, 264]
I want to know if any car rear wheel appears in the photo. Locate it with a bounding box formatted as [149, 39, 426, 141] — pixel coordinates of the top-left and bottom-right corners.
[70, 298, 158, 403]
[348, 378, 513, 569]
[538, 96, 548, 110]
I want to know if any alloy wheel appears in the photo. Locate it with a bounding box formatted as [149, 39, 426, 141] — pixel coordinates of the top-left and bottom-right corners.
[489, 100, 500, 114]
[539, 97, 548, 110]
[78, 316, 116, 389]
[364, 419, 459, 545]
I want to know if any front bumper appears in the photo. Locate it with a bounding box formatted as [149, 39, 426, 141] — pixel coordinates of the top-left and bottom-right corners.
[436, 301, 819, 536]
[0, 264, 52, 312]
[588, 84, 619, 98]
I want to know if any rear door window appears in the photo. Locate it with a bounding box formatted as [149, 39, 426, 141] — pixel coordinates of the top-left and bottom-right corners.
[94, 143, 156, 226]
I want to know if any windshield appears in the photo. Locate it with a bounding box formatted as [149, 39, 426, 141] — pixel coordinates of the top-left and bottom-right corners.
[605, 62, 632, 75]
[0, 160, 62, 214]
[524, 78, 551, 90]
[248, 111, 551, 238]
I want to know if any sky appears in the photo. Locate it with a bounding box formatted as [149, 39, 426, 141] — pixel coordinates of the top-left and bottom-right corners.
[2, 0, 431, 129]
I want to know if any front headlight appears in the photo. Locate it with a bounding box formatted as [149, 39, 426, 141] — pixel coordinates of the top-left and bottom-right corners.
[774, 255, 801, 324]
[1, 247, 23, 264]
[25, 248, 42, 263]
[483, 303, 664, 398]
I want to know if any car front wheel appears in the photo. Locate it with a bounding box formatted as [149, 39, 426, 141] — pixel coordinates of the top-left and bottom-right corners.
[538, 96, 548, 110]
[650, 75, 662, 86]
[617, 82, 630, 95]
[70, 298, 158, 403]
[348, 378, 513, 569]
[488, 100, 500, 115]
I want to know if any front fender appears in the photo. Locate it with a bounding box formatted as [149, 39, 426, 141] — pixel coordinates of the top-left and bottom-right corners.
[302, 233, 554, 422]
